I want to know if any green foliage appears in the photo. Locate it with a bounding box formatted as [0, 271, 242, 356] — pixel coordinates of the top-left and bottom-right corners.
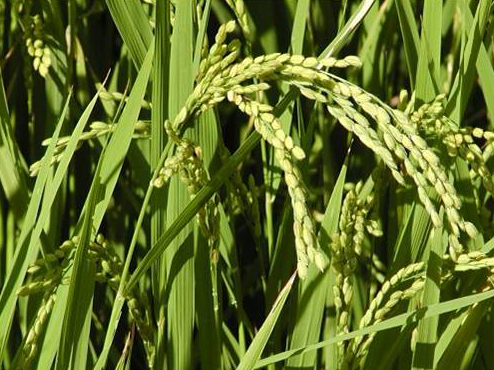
[1, 1, 494, 370]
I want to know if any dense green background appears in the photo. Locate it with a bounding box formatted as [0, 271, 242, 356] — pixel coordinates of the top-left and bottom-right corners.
[1, 1, 494, 369]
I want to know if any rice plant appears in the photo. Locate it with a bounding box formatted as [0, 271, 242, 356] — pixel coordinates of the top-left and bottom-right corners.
[1, 1, 494, 369]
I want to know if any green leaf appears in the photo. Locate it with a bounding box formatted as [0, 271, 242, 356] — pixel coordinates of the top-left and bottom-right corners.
[54, 151, 99, 370]
[446, 0, 491, 122]
[415, 0, 442, 105]
[164, 1, 196, 369]
[0, 71, 29, 220]
[106, 0, 153, 69]
[237, 273, 296, 370]
[125, 131, 262, 294]
[255, 289, 494, 368]
[150, 0, 170, 367]
[0, 93, 71, 360]
[412, 226, 445, 370]
[395, 0, 420, 88]
[92, 43, 155, 370]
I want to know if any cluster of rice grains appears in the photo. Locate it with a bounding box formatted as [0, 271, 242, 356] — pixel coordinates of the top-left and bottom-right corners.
[342, 245, 494, 370]
[297, 74, 480, 262]
[22, 20, 494, 369]
[150, 20, 491, 281]
[154, 120, 220, 250]
[17, 235, 156, 369]
[24, 15, 51, 77]
[154, 20, 332, 277]
[29, 120, 150, 176]
[406, 93, 494, 235]
[330, 180, 382, 366]
[153, 21, 492, 370]
[13, 0, 53, 79]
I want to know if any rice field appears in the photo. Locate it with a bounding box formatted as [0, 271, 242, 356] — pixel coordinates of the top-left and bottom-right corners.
[1, 1, 494, 369]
